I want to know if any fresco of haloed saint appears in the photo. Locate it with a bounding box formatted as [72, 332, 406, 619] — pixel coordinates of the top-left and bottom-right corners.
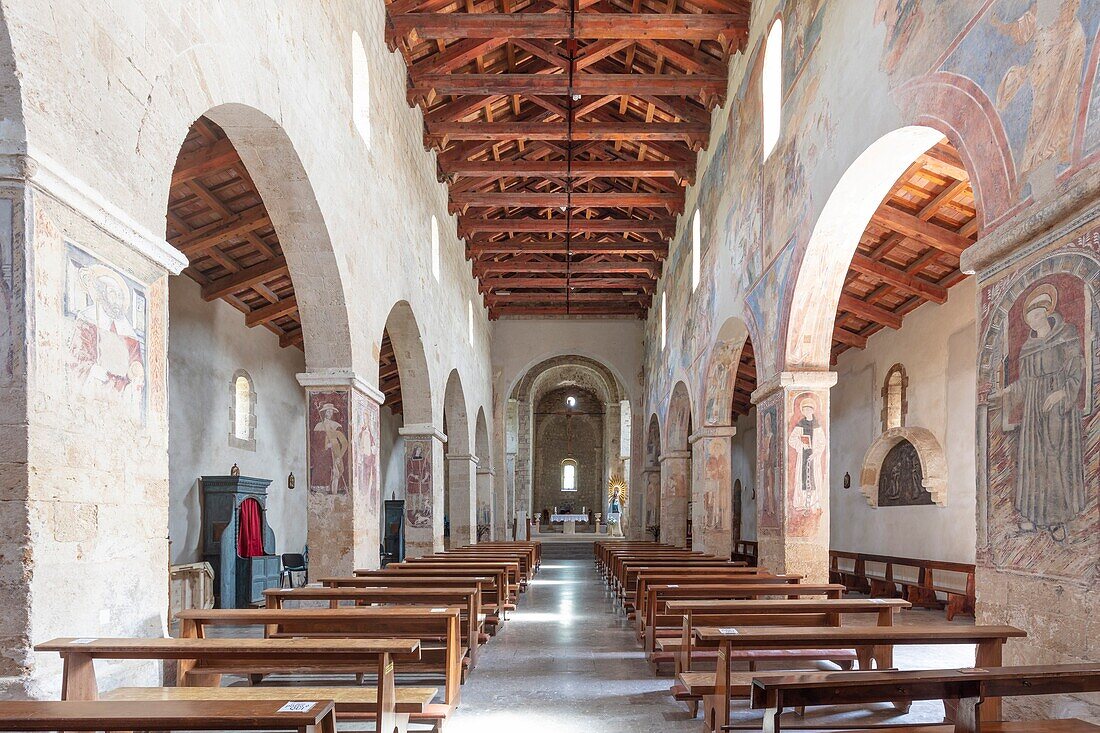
[757, 398, 783, 531]
[0, 199, 13, 384]
[701, 438, 729, 532]
[308, 391, 351, 495]
[64, 243, 147, 424]
[979, 231, 1099, 584]
[785, 391, 826, 536]
[352, 390, 380, 508]
[405, 438, 433, 528]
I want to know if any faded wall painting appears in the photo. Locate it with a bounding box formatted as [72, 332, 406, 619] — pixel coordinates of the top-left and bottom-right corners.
[756, 396, 783, 531]
[702, 338, 741, 427]
[0, 198, 12, 384]
[352, 390, 380, 508]
[308, 390, 351, 495]
[977, 223, 1099, 584]
[64, 243, 147, 423]
[699, 437, 730, 533]
[877, 439, 933, 507]
[785, 390, 826, 536]
[405, 438, 433, 528]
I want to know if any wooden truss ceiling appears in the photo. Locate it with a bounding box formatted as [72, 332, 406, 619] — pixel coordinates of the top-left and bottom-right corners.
[167, 118, 304, 349]
[832, 138, 977, 362]
[730, 337, 754, 420]
[379, 330, 404, 414]
[386, 0, 751, 318]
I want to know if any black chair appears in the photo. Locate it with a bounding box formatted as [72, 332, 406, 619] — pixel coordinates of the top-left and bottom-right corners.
[280, 553, 307, 588]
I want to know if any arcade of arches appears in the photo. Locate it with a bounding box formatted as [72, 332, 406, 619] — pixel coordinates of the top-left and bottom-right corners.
[0, 0, 1097, 729]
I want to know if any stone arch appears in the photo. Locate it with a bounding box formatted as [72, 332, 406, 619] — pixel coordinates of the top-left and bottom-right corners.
[444, 368, 475, 546]
[643, 413, 662, 538]
[702, 317, 753, 428]
[474, 406, 494, 539]
[859, 427, 947, 507]
[186, 104, 356, 373]
[666, 381, 694, 451]
[509, 354, 629, 527]
[784, 125, 948, 370]
[381, 300, 433, 425]
[662, 382, 693, 546]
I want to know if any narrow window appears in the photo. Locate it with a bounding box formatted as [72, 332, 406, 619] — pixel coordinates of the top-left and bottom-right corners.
[660, 292, 667, 350]
[561, 459, 578, 491]
[352, 31, 371, 145]
[691, 210, 701, 292]
[761, 20, 783, 161]
[229, 370, 257, 451]
[431, 215, 440, 281]
[881, 364, 907, 432]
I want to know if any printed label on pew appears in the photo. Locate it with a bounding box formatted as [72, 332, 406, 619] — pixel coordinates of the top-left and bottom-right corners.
[718, 628, 739, 635]
[667, 584, 678, 588]
[70, 638, 98, 644]
[278, 702, 317, 713]
[431, 607, 447, 612]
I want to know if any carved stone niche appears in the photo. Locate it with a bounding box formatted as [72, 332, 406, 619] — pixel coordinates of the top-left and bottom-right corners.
[859, 427, 947, 507]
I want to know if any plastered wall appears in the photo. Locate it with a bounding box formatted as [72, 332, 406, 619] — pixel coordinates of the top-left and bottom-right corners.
[829, 278, 978, 563]
[167, 277, 307, 564]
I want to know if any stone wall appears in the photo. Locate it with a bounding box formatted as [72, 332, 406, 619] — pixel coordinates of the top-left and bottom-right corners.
[532, 387, 604, 519]
[167, 277, 307, 564]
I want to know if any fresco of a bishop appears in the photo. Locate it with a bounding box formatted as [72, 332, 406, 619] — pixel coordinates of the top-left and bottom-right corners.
[999, 283, 1087, 541]
[787, 394, 826, 511]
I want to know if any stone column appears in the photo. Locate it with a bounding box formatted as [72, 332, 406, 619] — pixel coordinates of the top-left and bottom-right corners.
[298, 371, 384, 577]
[690, 425, 737, 558]
[399, 423, 446, 557]
[504, 452, 517, 538]
[446, 452, 478, 547]
[751, 371, 836, 583]
[642, 466, 661, 540]
[659, 450, 691, 547]
[477, 464, 495, 541]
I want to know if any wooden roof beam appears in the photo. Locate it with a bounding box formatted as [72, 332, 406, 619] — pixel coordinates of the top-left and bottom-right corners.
[849, 253, 948, 303]
[444, 159, 692, 181]
[170, 138, 240, 186]
[388, 13, 748, 44]
[449, 190, 684, 212]
[480, 275, 655, 291]
[244, 296, 299, 328]
[871, 205, 973, 257]
[202, 257, 289, 301]
[459, 216, 675, 235]
[172, 204, 271, 256]
[489, 304, 647, 318]
[410, 73, 728, 99]
[474, 260, 661, 275]
[426, 121, 710, 144]
[468, 241, 668, 256]
[836, 293, 903, 330]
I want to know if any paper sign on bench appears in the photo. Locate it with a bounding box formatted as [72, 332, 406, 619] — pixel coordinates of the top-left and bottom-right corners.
[277, 702, 317, 713]
[718, 628, 739, 634]
[70, 638, 97, 644]
[431, 608, 448, 612]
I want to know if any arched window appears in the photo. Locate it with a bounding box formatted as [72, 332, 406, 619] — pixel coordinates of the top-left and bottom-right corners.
[881, 363, 907, 432]
[660, 292, 667, 349]
[761, 19, 783, 161]
[351, 31, 371, 145]
[561, 459, 578, 491]
[229, 370, 256, 450]
[691, 210, 701, 292]
[431, 215, 440, 281]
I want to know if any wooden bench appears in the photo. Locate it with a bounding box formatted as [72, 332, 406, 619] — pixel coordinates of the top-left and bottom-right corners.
[748, 664, 1100, 732]
[732, 540, 758, 566]
[634, 571, 799, 623]
[441, 547, 538, 583]
[357, 565, 516, 615]
[0, 700, 338, 732]
[174, 606, 463, 725]
[264, 585, 483, 670]
[830, 550, 976, 620]
[695, 625, 1027, 733]
[389, 560, 523, 601]
[667, 598, 910, 714]
[623, 565, 768, 610]
[35, 637, 418, 733]
[642, 583, 846, 657]
[336, 571, 508, 626]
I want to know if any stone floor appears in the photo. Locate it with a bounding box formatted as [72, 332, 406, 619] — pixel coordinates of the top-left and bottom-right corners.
[444, 542, 976, 733]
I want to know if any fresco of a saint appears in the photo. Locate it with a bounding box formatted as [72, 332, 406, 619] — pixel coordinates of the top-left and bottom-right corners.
[787, 393, 826, 511]
[1000, 284, 1087, 541]
[312, 401, 350, 494]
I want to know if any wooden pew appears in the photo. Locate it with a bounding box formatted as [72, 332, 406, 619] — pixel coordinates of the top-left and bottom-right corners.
[607, 552, 722, 590]
[666, 598, 910, 714]
[360, 564, 517, 612]
[732, 540, 758, 566]
[633, 571, 799, 623]
[694, 625, 1028, 733]
[264, 585, 483, 671]
[343, 570, 510, 625]
[830, 550, 976, 620]
[444, 545, 539, 580]
[433, 551, 534, 587]
[621, 564, 765, 609]
[174, 607, 463, 718]
[390, 560, 523, 600]
[0, 700, 338, 732]
[35, 637, 419, 733]
[749, 664, 1100, 732]
[642, 583, 846, 656]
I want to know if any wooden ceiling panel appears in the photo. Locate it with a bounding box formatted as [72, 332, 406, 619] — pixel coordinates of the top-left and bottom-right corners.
[386, 3, 749, 317]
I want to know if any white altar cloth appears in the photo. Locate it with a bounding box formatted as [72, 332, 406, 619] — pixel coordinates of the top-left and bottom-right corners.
[550, 513, 588, 523]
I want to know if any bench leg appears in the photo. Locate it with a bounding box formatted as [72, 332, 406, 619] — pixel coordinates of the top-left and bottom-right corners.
[60, 653, 98, 701]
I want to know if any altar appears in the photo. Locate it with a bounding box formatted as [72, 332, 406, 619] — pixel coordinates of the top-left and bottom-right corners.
[550, 513, 588, 535]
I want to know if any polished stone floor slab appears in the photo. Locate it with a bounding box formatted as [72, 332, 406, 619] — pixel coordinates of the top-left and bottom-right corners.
[445, 543, 975, 733]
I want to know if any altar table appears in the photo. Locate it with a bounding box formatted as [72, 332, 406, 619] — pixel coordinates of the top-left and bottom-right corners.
[550, 514, 588, 534]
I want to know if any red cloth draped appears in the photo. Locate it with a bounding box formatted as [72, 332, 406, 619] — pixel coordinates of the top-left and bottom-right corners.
[237, 498, 264, 558]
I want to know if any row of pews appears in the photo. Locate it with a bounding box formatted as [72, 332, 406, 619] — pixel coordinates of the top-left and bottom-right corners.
[595, 540, 1099, 733]
[0, 540, 539, 733]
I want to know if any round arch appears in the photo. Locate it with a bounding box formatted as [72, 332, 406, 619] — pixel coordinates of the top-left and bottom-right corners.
[474, 406, 494, 539]
[666, 381, 694, 451]
[443, 369, 475, 546]
[381, 300, 433, 425]
[702, 317, 753, 428]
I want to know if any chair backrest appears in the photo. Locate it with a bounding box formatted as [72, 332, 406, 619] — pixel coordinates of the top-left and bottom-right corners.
[281, 553, 306, 569]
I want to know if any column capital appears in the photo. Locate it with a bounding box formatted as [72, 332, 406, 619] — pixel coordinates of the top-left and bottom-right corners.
[751, 370, 838, 404]
[447, 452, 480, 466]
[297, 369, 386, 405]
[642, 466, 661, 475]
[477, 465, 495, 476]
[399, 423, 448, 443]
[689, 425, 736, 444]
[659, 450, 692, 462]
